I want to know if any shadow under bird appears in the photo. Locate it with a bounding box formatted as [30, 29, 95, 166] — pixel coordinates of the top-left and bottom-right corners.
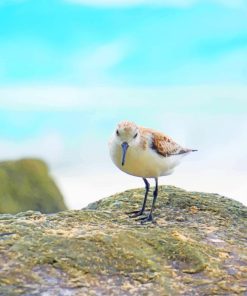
[109, 121, 197, 223]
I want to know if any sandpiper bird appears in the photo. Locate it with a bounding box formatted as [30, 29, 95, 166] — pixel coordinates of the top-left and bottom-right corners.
[109, 121, 197, 223]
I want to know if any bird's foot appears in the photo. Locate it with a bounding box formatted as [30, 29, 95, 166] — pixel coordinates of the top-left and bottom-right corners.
[136, 214, 155, 224]
[126, 210, 144, 218]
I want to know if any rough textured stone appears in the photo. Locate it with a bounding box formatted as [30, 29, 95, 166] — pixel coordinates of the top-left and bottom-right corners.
[0, 186, 246, 295]
[0, 158, 67, 214]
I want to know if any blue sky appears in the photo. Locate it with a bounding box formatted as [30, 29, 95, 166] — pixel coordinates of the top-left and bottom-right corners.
[0, 0, 247, 207]
[1, 0, 247, 86]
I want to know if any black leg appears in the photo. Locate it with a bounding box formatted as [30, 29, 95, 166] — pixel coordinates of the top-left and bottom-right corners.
[127, 178, 150, 218]
[138, 178, 158, 223]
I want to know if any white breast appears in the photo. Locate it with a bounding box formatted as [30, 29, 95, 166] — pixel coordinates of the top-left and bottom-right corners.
[109, 141, 185, 178]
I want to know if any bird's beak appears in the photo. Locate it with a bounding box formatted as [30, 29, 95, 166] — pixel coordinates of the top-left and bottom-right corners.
[121, 142, 129, 166]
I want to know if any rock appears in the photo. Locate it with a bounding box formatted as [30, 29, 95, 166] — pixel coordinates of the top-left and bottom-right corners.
[0, 186, 246, 295]
[0, 158, 67, 214]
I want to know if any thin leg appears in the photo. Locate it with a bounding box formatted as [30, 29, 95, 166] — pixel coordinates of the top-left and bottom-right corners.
[127, 178, 150, 218]
[138, 178, 158, 223]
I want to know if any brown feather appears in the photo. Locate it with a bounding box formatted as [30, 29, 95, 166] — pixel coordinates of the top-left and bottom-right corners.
[140, 127, 191, 157]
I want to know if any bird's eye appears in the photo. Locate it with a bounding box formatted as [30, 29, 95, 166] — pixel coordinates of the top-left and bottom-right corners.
[116, 130, 120, 136]
[133, 133, 138, 139]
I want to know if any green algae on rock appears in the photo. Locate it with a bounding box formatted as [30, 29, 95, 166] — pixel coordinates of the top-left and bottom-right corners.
[0, 186, 246, 295]
[0, 158, 67, 214]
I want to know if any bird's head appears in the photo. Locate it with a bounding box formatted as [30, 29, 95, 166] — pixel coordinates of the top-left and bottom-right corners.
[114, 121, 140, 166]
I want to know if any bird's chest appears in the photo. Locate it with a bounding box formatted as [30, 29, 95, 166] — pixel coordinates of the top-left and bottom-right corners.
[112, 145, 158, 177]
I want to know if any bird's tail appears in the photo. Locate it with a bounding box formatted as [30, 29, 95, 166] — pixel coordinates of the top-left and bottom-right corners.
[170, 148, 198, 156]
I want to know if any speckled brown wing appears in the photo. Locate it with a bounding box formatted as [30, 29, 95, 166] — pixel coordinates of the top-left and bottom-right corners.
[148, 129, 192, 157]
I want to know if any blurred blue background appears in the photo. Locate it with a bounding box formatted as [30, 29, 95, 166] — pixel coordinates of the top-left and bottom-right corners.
[0, 0, 246, 207]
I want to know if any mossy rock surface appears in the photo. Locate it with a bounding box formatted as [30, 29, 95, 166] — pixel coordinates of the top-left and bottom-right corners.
[0, 186, 246, 295]
[0, 158, 67, 214]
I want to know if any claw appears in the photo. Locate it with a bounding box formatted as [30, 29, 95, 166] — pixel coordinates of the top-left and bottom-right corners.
[126, 210, 140, 215]
[136, 214, 154, 224]
[129, 211, 144, 218]
[126, 210, 144, 218]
